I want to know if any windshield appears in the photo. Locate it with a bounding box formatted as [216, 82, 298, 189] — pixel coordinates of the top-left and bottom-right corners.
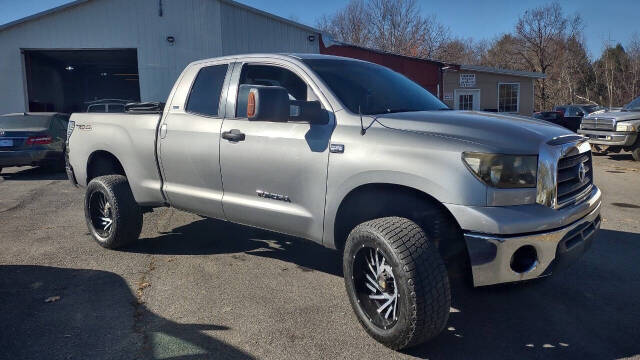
[623, 97, 640, 111]
[584, 105, 603, 113]
[303, 59, 448, 115]
[0, 115, 51, 130]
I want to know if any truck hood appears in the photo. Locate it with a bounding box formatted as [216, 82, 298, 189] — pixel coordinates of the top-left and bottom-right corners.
[584, 110, 640, 122]
[375, 110, 572, 153]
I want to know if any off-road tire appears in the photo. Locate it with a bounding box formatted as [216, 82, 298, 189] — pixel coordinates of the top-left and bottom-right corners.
[84, 175, 142, 249]
[631, 141, 640, 161]
[343, 217, 451, 350]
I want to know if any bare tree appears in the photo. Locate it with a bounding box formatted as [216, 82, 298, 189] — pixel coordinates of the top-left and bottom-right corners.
[595, 43, 633, 107]
[513, 2, 578, 109]
[435, 37, 487, 64]
[482, 34, 529, 70]
[626, 33, 640, 101]
[317, 0, 450, 59]
[317, 0, 372, 47]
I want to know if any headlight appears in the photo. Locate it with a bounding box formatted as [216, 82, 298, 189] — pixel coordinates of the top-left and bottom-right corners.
[462, 152, 538, 188]
[616, 122, 637, 132]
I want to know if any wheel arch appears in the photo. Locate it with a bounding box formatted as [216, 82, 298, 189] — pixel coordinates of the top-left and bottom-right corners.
[86, 150, 127, 183]
[330, 182, 464, 253]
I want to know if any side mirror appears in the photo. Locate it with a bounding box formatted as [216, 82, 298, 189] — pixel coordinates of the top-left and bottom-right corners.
[238, 84, 289, 122]
[576, 111, 584, 117]
[290, 100, 330, 125]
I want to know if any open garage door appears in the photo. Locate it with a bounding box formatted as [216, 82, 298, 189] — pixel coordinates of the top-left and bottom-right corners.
[23, 49, 141, 113]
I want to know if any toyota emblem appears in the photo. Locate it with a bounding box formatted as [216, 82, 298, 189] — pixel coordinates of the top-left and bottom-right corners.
[0, 130, 5, 137]
[578, 162, 587, 183]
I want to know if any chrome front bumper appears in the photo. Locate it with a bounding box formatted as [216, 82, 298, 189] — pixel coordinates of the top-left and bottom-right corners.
[464, 191, 601, 287]
[578, 129, 637, 146]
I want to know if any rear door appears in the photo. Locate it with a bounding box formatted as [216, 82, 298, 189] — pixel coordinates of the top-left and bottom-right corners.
[158, 62, 232, 219]
[218, 60, 334, 242]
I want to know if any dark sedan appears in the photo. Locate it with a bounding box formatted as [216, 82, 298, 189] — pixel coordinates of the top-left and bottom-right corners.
[0, 113, 69, 173]
[553, 104, 604, 132]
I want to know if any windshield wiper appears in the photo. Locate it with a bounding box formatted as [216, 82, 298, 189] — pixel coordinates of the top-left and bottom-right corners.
[383, 108, 421, 114]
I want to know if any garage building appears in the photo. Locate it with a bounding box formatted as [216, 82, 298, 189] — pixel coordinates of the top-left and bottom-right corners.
[442, 65, 546, 115]
[0, 0, 320, 114]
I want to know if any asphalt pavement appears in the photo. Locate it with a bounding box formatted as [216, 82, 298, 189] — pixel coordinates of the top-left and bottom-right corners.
[0, 153, 639, 360]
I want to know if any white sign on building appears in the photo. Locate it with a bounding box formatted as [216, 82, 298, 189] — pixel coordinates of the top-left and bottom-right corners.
[459, 74, 476, 88]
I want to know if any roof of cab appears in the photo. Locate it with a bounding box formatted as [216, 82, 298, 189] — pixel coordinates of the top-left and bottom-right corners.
[187, 53, 363, 67]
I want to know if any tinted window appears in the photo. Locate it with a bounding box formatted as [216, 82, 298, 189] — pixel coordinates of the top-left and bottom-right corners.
[0, 115, 51, 130]
[236, 65, 309, 117]
[107, 104, 125, 113]
[623, 96, 640, 111]
[88, 104, 106, 113]
[583, 105, 599, 113]
[302, 59, 447, 115]
[554, 106, 567, 115]
[186, 64, 228, 117]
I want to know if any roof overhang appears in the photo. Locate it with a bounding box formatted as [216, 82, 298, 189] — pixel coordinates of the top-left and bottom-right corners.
[454, 64, 546, 79]
[0, 0, 91, 32]
[0, 0, 320, 35]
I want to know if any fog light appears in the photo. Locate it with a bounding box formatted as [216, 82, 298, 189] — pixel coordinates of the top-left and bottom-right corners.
[510, 245, 538, 273]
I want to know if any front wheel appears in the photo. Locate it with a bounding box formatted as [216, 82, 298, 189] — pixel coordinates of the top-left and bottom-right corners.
[631, 141, 640, 161]
[84, 175, 142, 249]
[343, 217, 451, 350]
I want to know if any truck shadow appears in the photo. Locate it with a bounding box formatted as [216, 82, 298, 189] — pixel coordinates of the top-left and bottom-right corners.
[127, 217, 640, 359]
[129, 217, 342, 276]
[0, 265, 255, 360]
[595, 152, 635, 162]
[407, 228, 640, 359]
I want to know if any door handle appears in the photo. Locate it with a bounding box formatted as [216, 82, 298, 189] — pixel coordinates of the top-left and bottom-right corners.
[160, 123, 167, 139]
[222, 129, 245, 142]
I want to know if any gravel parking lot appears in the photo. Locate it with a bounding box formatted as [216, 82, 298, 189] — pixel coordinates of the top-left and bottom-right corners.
[1, 154, 639, 360]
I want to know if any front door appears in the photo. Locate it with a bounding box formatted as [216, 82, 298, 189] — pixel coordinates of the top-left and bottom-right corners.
[454, 89, 481, 111]
[219, 62, 334, 242]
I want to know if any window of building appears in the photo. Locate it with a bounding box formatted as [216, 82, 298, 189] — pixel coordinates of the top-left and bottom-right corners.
[459, 94, 473, 110]
[186, 64, 228, 117]
[498, 83, 519, 113]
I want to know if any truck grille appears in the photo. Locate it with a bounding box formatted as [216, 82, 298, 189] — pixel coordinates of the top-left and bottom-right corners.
[556, 151, 593, 208]
[580, 117, 614, 131]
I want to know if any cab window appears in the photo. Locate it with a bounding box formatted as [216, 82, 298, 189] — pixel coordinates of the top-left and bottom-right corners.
[186, 64, 229, 117]
[236, 64, 317, 118]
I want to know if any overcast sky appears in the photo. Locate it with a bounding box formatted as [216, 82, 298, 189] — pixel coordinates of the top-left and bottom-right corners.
[1, 0, 638, 59]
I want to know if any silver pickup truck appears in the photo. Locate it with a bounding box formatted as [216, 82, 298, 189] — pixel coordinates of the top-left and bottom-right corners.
[67, 53, 602, 350]
[578, 96, 640, 161]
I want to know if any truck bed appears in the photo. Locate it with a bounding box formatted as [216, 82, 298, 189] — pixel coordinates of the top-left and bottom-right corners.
[67, 112, 165, 206]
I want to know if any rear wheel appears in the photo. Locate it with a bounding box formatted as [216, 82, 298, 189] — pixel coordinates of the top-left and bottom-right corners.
[84, 175, 142, 249]
[343, 217, 450, 350]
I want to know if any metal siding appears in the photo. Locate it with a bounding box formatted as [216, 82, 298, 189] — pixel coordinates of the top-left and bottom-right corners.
[220, 2, 318, 55]
[0, 0, 318, 114]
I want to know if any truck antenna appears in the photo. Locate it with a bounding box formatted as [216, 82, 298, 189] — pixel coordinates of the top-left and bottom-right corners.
[359, 105, 366, 135]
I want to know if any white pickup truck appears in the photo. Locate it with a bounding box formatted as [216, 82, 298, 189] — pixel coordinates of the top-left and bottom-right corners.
[67, 53, 602, 349]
